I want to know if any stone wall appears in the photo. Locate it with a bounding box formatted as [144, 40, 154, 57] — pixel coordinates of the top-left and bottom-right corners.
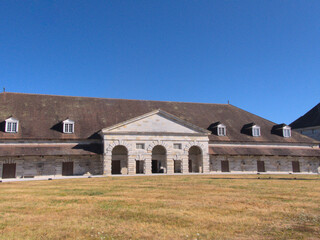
[210, 155, 320, 173]
[0, 155, 102, 179]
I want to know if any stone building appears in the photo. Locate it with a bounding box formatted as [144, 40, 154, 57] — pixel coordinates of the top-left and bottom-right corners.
[290, 103, 320, 141]
[0, 92, 319, 179]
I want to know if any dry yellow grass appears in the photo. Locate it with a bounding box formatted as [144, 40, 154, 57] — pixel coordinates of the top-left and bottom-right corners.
[0, 174, 320, 240]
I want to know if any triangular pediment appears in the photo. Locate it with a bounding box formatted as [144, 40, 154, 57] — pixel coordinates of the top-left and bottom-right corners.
[101, 109, 210, 135]
[6, 117, 19, 122]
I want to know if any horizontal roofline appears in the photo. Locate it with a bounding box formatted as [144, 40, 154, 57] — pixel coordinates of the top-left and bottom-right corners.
[0, 91, 229, 106]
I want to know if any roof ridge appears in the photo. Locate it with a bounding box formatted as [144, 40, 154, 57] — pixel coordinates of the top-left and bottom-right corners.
[0, 91, 229, 106]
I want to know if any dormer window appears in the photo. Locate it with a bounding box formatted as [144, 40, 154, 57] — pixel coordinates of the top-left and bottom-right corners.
[252, 125, 261, 137]
[63, 119, 74, 133]
[283, 126, 291, 138]
[5, 117, 19, 133]
[208, 122, 226, 136]
[241, 122, 261, 137]
[217, 124, 226, 136]
[271, 124, 291, 138]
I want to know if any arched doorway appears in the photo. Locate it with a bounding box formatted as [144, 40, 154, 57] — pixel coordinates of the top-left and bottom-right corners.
[152, 145, 167, 174]
[188, 146, 203, 173]
[111, 145, 128, 175]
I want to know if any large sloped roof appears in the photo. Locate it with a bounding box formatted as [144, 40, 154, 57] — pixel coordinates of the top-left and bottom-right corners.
[0, 92, 317, 144]
[0, 144, 102, 156]
[290, 103, 320, 129]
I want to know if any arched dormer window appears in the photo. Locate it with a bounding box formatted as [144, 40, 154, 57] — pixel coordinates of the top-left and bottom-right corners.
[5, 117, 19, 133]
[63, 119, 74, 134]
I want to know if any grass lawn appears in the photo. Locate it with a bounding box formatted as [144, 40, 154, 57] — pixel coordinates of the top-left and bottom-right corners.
[0, 175, 319, 240]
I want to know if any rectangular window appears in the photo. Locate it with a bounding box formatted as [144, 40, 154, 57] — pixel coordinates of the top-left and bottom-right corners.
[136, 143, 145, 149]
[64, 123, 74, 133]
[12, 122, 17, 132]
[283, 128, 291, 137]
[6, 122, 18, 133]
[173, 143, 182, 149]
[7, 122, 12, 132]
[253, 127, 260, 137]
[63, 119, 74, 133]
[218, 127, 226, 136]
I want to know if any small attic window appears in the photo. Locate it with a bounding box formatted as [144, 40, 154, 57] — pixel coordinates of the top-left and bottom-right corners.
[271, 124, 291, 138]
[63, 119, 74, 133]
[283, 126, 291, 138]
[5, 117, 19, 133]
[217, 124, 226, 136]
[208, 122, 226, 136]
[252, 125, 261, 137]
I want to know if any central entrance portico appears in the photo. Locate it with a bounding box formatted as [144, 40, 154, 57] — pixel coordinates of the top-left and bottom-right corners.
[100, 109, 210, 175]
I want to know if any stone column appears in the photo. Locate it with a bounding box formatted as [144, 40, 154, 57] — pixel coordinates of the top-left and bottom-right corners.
[202, 154, 210, 174]
[127, 155, 136, 175]
[145, 154, 152, 174]
[182, 155, 189, 174]
[103, 153, 112, 176]
[166, 154, 174, 174]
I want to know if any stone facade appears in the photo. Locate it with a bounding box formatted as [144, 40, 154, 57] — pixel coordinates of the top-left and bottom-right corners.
[100, 110, 210, 176]
[0, 155, 102, 179]
[1, 100, 320, 179]
[210, 155, 320, 173]
[102, 138, 209, 175]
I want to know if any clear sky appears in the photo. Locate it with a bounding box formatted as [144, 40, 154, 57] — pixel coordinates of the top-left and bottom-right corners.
[0, 0, 319, 124]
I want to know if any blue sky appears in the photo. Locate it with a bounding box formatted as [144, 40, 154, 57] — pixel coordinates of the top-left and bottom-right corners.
[0, 0, 319, 124]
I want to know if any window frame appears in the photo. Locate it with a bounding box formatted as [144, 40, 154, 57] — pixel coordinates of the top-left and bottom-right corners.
[63, 119, 75, 134]
[252, 125, 261, 137]
[217, 124, 226, 136]
[5, 117, 19, 133]
[136, 143, 145, 149]
[173, 143, 182, 149]
[283, 126, 291, 138]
